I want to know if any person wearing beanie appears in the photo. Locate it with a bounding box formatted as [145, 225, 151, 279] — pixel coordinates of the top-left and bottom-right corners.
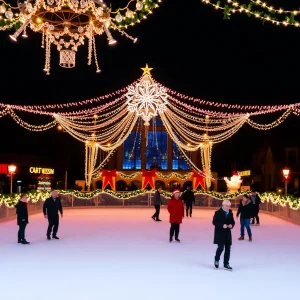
[167, 189, 184, 242]
[15, 193, 30, 244]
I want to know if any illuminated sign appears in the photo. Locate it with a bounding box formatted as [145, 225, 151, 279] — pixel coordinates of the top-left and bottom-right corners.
[29, 167, 54, 175]
[239, 170, 251, 177]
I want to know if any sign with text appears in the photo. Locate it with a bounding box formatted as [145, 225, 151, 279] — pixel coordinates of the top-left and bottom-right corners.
[29, 167, 54, 175]
[239, 170, 251, 177]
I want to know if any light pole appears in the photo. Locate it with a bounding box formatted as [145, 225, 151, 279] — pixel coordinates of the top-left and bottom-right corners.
[283, 167, 290, 195]
[8, 164, 17, 194]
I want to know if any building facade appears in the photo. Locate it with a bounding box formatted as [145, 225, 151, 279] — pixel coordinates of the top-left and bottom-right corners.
[92, 117, 217, 192]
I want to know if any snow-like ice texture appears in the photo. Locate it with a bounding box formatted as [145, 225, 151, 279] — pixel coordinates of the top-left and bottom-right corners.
[0, 207, 300, 300]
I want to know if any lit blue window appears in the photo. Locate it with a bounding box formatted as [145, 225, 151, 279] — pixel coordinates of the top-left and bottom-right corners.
[146, 131, 168, 170]
[123, 132, 141, 170]
[149, 116, 163, 127]
[172, 141, 190, 170]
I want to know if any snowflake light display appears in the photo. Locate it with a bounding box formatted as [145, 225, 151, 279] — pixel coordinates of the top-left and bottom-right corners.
[224, 172, 243, 193]
[126, 64, 168, 125]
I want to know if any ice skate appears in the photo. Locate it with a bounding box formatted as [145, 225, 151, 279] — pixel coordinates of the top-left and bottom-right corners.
[224, 264, 233, 271]
[214, 260, 219, 269]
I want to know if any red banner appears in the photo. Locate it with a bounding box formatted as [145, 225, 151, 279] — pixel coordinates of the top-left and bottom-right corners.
[142, 169, 156, 190]
[0, 164, 9, 174]
[102, 169, 117, 191]
[192, 170, 205, 190]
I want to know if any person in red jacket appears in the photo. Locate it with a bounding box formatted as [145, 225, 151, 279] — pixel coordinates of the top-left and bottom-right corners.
[168, 189, 184, 242]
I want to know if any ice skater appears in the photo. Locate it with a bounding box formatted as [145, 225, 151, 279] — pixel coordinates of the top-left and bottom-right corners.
[249, 190, 261, 226]
[237, 195, 253, 241]
[182, 185, 195, 217]
[167, 189, 184, 242]
[15, 193, 30, 244]
[152, 186, 163, 221]
[43, 190, 63, 240]
[213, 200, 235, 270]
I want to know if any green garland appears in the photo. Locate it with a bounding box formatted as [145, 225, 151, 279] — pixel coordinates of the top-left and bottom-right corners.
[1, 189, 300, 210]
[112, 0, 161, 29]
[203, 0, 300, 27]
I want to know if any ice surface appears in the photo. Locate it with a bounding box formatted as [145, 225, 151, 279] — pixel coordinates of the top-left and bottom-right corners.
[0, 207, 299, 300]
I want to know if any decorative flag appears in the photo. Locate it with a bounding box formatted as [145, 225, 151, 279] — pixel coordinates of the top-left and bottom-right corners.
[102, 169, 117, 191]
[192, 170, 205, 190]
[142, 169, 156, 190]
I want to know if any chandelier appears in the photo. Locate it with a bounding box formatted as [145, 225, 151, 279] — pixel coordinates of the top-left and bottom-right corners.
[0, 0, 162, 74]
[126, 64, 168, 126]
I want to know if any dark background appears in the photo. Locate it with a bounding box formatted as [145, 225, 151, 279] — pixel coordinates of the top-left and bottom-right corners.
[0, 0, 300, 184]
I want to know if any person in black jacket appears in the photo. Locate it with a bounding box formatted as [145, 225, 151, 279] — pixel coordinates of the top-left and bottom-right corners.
[249, 191, 261, 226]
[237, 195, 254, 241]
[151, 186, 163, 221]
[182, 185, 195, 217]
[213, 200, 235, 270]
[15, 193, 30, 244]
[43, 190, 63, 240]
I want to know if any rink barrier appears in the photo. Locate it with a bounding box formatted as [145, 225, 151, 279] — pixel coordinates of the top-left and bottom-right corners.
[0, 200, 44, 223]
[1, 193, 299, 225]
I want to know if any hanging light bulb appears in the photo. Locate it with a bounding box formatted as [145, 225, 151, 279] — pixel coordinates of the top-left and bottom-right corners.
[0, 5, 6, 14]
[115, 14, 122, 23]
[104, 26, 117, 45]
[126, 9, 134, 18]
[136, 1, 143, 11]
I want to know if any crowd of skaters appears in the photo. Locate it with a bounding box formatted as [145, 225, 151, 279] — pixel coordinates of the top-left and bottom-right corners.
[15, 187, 261, 271]
[151, 186, 262, 270]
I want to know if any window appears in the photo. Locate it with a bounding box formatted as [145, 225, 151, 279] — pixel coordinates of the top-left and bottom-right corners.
[172, 141, 190, 170]
[122, 132, 141, 170]
[149, 116, 163, 127]
[288, 150, 297, 165]
[146, 131, 168, 170]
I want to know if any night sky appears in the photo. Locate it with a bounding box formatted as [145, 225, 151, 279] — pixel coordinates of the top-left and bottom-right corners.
[0, 0, 300, 182]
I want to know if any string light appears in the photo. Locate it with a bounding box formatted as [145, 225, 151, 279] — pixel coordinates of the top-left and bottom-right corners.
[249, 0, 300, 15]
[1, 189, 300, 210]
[112, 0, 162, 29]
[201, 0, 300, 28]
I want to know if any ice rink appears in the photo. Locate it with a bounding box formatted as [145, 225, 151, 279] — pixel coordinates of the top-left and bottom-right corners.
[0, 207, 299, 300]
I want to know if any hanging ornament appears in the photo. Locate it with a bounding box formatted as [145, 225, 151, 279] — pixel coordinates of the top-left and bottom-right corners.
[5, 10, 13, 19]
[0, 5, 6, 14]
[136, 1, 143, 11]
[126, 9, 134, 18]
[125, 64, 168, 126]
[116, 14, 123, 22]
